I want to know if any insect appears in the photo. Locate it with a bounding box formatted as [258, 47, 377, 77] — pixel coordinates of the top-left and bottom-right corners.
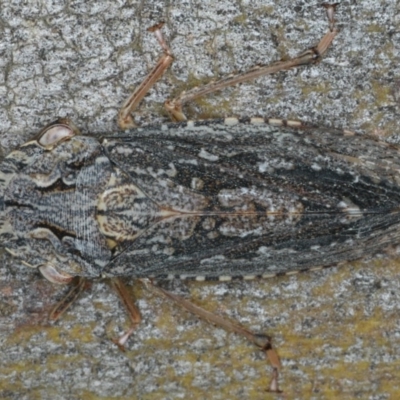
[0, 4, 391, 392]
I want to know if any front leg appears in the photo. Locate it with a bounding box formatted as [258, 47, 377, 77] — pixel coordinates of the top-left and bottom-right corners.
[117, 23, 174, 129]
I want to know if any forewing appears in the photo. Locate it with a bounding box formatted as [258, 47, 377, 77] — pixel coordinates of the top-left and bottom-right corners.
[101, 120, 400, 278]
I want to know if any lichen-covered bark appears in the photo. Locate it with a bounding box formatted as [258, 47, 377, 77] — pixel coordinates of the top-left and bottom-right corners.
[0, 1, 399, 399]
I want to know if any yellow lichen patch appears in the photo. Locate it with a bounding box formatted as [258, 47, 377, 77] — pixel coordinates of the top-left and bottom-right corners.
[0, 359, 43, 378]
[372, 80, 393, 107]
[37, 321, 97, 347]
[232, 13, 248, 26]
[92, 299, 112, 313]
[65, 322, 99, 343]
[366, 23, 385, 33]
[78, 391, 124, 400]
[193, 96, 235, 120]
[377, 363, 400, 394]
[151, 303, 182, 337]
[301, 82, 332, 96]
[167, 341, 277, 400]
[355, 309, 397, 346]
[45, 353, 91, 373]
[4, 324, 44, 347]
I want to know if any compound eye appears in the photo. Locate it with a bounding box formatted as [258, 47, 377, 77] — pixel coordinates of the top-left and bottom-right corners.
[38, 125, 75, 147]
[35, 118, 80, 149]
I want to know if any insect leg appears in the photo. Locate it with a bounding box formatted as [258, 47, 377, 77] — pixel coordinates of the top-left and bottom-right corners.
[323, 3, 339, 32]
[143, 279, 282, 393]
[164, 4, 338, 121]
[118, 22, 174, 130]
[110, 278, 142, 351]
[49, 277, 88, 321]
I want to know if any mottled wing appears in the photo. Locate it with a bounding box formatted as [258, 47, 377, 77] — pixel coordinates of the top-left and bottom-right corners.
[101, 120, 400, 279]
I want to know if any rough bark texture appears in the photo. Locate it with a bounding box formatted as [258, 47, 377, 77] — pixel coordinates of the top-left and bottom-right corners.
[0, 1, 399, 399]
